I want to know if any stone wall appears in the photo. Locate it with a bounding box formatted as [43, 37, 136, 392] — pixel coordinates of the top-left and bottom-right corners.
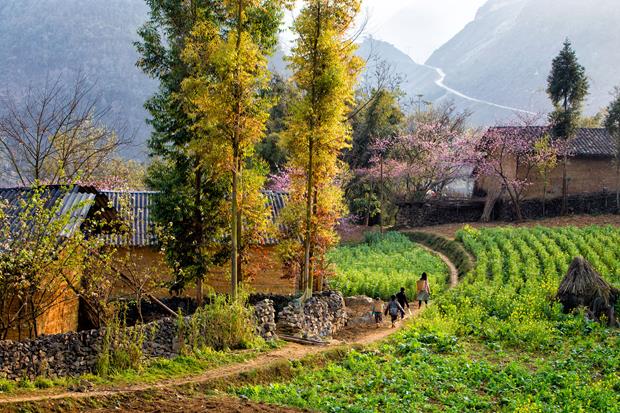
[0, 301, 277, 381]
[276, 291, 347, 340]
[396, 192, 620, 228]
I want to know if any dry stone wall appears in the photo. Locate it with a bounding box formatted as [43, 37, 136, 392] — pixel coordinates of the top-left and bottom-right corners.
[0, 301, 277, 381]
[277, 291, 347, 340]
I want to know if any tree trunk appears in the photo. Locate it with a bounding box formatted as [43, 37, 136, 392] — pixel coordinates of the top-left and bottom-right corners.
[616, 160, 620, 213]
[561, 152, 568, 215]
[380, 156, 384, 234]
[194, 164, 204, 306]
[237, 156, 243, 286]
[230, 0, 244, 301]
[506, 185, 523, 221]
[231, 150, 239, 301]
[303, 137, 314, 299]
[542, 172, 547, 217]
[365, 191, 370, 227]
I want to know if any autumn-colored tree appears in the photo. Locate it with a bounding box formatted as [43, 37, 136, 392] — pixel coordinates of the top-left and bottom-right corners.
[136, 1, 230, 306]
[283, 0, 363, 297]
[180, 1, 286, 299]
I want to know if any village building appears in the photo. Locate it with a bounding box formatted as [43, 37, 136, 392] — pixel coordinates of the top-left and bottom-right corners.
[0, 186, 118, 340]
[476, 127, 619, 200]
[0, 186, 292, 339]
[102, 190, 293, 297]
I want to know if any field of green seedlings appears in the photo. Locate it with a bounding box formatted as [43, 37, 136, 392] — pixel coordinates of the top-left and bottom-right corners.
[327, 232, 449, 299]
[237, 226, 620, 412]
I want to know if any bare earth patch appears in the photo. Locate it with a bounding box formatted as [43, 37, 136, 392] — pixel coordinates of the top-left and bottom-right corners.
[410, 214, 620, 239]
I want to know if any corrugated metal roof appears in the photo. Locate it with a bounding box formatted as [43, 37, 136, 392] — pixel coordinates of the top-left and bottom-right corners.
[0, 186, 117, 239]
[101, 190, 290, 248]
[486, 127, 618, 158]
[102, 191, 158, 247]
[261, 191, 289, 246]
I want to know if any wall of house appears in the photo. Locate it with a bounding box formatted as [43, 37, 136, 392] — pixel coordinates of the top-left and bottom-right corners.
[519, 157, 618, 199]
[207, 246, 295, 295]
[111, 245, 294, 299]
[478, 156, 618, 200]
[4, 285, 79, 341]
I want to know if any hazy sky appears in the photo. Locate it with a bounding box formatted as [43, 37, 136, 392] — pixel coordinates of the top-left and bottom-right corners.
[283, 0, 489, 63]
[360, 0, 488, 62]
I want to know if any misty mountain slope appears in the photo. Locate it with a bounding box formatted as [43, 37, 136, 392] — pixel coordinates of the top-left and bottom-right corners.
[0, 0, 156, 158]
[427, 0, 620, 117]
[356, 38, 444, 103]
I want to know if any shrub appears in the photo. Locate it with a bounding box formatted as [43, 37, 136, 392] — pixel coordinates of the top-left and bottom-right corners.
[180, 291, 260, 352]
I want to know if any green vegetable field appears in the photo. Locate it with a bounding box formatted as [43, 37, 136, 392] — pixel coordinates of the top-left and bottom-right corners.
[236, 226, 620, 412]
[327, 232, 449, 300]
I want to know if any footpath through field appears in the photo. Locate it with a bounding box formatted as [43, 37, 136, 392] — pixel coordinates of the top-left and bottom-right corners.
[0, 241, 459, 411]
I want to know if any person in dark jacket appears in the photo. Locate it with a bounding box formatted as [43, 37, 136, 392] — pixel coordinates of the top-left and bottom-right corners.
[396, 287, 410, 318]
[384, 295, 405, 328]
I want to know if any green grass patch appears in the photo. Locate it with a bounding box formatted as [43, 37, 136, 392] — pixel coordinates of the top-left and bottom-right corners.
[236, 226, 620, 412]
[327, 231, 449, 299]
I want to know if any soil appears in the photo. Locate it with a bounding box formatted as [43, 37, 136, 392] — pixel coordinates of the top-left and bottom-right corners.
[24, 393, 310, 413]
[411, 213, 620, 239]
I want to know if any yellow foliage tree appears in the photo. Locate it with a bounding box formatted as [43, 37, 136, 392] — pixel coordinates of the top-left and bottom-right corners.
[283, 0, 363, 297]
[180, 1, 287, 299]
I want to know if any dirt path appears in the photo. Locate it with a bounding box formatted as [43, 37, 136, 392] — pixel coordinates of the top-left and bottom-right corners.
[414, 214, 620, 239]
[0, 314, 419, 408]
[417, 243, 459, 288]
[0, 241, 459, 411]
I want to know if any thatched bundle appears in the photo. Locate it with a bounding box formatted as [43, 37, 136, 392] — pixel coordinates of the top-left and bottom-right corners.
[557, 257, 619, 326]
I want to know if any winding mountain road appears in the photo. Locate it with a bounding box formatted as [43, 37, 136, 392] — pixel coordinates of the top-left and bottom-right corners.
[424, 64, 537, 115]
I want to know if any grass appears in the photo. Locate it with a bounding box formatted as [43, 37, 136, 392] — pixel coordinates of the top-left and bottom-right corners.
[236, 226, 620, 412]
[327, 231, 449, 299]
[0, 336, 279, 398]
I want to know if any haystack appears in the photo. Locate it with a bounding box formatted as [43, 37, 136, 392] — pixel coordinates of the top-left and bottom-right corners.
[557, 257, 619, 326]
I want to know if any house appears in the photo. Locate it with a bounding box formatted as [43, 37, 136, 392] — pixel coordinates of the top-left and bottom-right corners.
[0, 186, 292, 339]
[476, 127, 619, 201]
[102, 190, 293, 297]
[0, 186, 118, 339]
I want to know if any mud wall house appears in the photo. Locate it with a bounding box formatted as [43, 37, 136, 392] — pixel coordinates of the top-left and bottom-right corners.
[103, 190, 293, 298]
[0, 186, 118, 340]
[476, 127, 619, 201]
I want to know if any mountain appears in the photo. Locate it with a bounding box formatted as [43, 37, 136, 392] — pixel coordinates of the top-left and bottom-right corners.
[426, 0, 620, 122]
[0, 0, 156, 159]
[355, 38, 442, 102]
[1, 0, 618, 160]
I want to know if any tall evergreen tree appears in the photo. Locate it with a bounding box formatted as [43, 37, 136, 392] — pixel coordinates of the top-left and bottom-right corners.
[283, 0, 363, 297]
[546, 39, 589, 214]
[604, 88, 620, 212]
[136, 1, 228, 304]
[180, 0, 286, 299]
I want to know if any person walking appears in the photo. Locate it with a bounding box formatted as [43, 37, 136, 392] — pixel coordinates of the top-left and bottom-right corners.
[384, 295, 405, 328]
[395, 287, 410, 319]
[416, 272, 431, 308]
[371, 297, 383, 328]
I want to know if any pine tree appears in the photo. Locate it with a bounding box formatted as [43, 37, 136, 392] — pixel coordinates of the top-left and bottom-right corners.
[283, 0, 363, 297]
[180, 1, 286, 300]
[546, 39, 589, 214]
[136, 1, 228, 305]
[604, 88, 620, 212]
